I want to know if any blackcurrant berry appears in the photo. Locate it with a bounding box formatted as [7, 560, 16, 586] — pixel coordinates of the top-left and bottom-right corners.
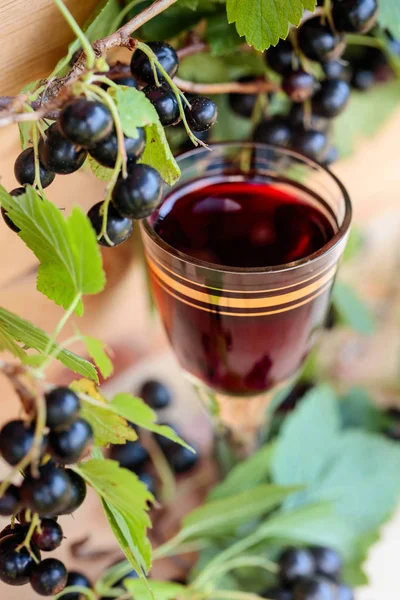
[144, 83, 181, 127]
[185, 96, 218, 132]
[166, 446, 198, 474]
[266, 39, 295, 75]
[261, 588, 292, 600]
[138, 472, 157, 496]
[298, 17, 344, 63]
[293, 576, 336, 599]
[0, 484, 21, 516]
[32, 519, 63, 552]
[282, 70, 318, 103]
[130, 42, 179, 84]
[0, 420, 36, 466]
[30, 558, 67, 596]
[0, 524, 27, 540]
[111, 74, 139, 88]
[322, 60, 351, 81]
[291, 129, 329, 162]
[49, 418, 93, 464]
[278, 547, 315, 585]
[21, 462, 72, 516]
[351, 68, 375, 90]
[88, 201, 133, 247]
[332, 0, 378, 33]
[0, 534, 41, 585]
[45, 386, 81, 429]
[312, 79, 351, 118]
[62, 571, 92, 600]
[38, 123, 87, 175]
[1, 187, 25, 233]
[58, 469, 87, 515]
[139, 380, 172, 410]
[112, 164, 163, 219]
[109, 441, 148, 471]
[153, 422, 181, 452]
[228, 77, 258, 118]
[89, 127, 145, 168]
[309, 546, 342, 581]
[14, 148, 55, 188]
[337, 583, 354, 600]
[253, 117, 292, 147]
[59, 99, 113, 148]
[289, 104, 329, 133]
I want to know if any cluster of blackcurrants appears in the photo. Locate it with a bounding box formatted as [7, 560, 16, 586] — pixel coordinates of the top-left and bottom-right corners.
[109, 379, 198, 496]
[0, 387, 91, 595]
[2, 42, 218, 248]
[230, 0, 379, 165]
[263, 545, 353, 599]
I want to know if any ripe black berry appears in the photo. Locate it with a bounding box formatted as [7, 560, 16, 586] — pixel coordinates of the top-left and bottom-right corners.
[140, 380, 172, 410]
[291, 129, 329, 162]
[0, 420, 36, 466]
[14, 148, 55, 188]
[0, 534, 41, 585]
[0, 524, 26, 540]
[351, 68, 375, 90]
[38, 123, 87, 174]
[112, 164, 163, 219]
[88, 201, 133, 247]
[32, 519, 63, 552]
[298, 17, 344, 62]
[289, 104, 329, 132]
[58, 469, 87, 515]
[49, 418, 93, 464]
[45, 386, 81, 429]
[109, 441, 148, 471]
[253, 117, 292, 147]
[166, 446, 198, 474]
[261, 588, 292, 600]
[228, 77, 258, 118]
[322, 60, 351, 81]
[337, 583, 354, 600]
[138, 472, 156, 496]
[1, 187, 25, 232]
[110, 74, 138, 88]
[89, 127, 145, 168]
[63, 571, 92, 600]
[0, 484, 20, 516]
[332, 0, 378, 33]
[185, 96, 218, 132]
[282, 70, 318, 103]
[266, 39, 295, 75]
[312, 79, 351, 118]
[309, 546, 342, 581]
[30, 558, 67, 596]
[278, 547, 315, 585]
[21, 462, 72, 516]
[130, 42, 179, 84]
[59, 99, 113, 148]
[144, 83, 181, 127]
[293, 576, 336, 599]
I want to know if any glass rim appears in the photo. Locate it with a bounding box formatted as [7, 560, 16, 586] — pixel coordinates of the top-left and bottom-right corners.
[141, 141, 352, 275]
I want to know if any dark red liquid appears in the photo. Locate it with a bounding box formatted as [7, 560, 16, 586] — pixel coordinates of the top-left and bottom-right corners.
[149, 176, 336, 395]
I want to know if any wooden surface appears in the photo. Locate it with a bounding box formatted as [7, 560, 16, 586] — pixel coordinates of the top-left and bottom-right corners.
[0, 0, 100, 94]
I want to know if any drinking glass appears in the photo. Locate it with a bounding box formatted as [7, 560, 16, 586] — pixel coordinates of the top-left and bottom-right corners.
[140, 143, 352, 450]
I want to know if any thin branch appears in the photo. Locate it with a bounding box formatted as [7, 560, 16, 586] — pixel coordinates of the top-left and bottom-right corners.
[174, 77, 279, 95]
[177, 41, 209, 59]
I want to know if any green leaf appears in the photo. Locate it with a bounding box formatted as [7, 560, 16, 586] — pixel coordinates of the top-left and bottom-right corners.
[343, 529, 380, 586]
[333, 81, 400, 158]
[378, 0, 400, 41]
[181, 484, 300, 539]
[0, 327, 26, 360]
[88, 156, 113, 182]
[332, 281, 375, 335]
[124, 579, 185, 600]
[209, 446, 273, 500]
[81, 335, 113, 379]
[339, 387, 386, 432]
[109, 87, 159, 138]
[0, 307, 98, 381]
[102, 500, 144, 576]
[206, 13, 244, 55]
[226, 0, 316, 51]
[110, 393, 192, 451]
[139, 123, 181, 185]
[0, 186, 105, 315]
[77, 459, 153, 572]
[81, 403, 137, 447]
[140, 4, 203, 39]
[179, 53, 228, 83]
